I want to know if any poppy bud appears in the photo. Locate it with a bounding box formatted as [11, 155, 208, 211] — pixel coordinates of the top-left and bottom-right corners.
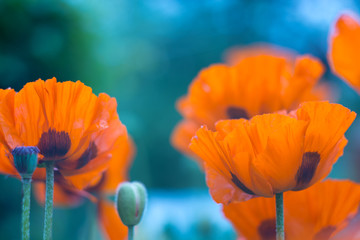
[115, 181, 147, 227]
[12, 146, 40, 179]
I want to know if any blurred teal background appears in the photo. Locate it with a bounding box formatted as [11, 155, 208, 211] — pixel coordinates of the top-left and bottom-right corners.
[1, 0, 360, 239]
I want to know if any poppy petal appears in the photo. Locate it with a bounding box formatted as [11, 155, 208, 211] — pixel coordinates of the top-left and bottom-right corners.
[171, 120, 200, 158]
[33, 182, 83, 206]
[223, 180, 360, 240]
[98, 199, 127, 240]
[223, 197, 276, 240]
[293, 101, 356, 189]
[329, 13, 360, 92]
[204, 164, 254, 204]
[250, 114, 309, 193]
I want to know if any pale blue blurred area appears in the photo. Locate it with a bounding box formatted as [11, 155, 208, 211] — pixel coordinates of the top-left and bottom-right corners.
[137, 190, 236, 240]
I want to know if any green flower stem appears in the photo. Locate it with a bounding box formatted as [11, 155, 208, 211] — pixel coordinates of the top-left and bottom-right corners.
[275, 193, 284, 240]
[43, 161, 54, 240]
[21, 178, 32, 240]
[128, 226, 134, 240]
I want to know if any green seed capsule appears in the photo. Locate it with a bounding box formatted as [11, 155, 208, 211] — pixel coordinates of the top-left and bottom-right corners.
[115, 181, 147, 227]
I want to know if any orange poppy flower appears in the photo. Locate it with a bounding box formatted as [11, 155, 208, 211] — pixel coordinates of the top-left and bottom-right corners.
[328, 13, 360, 93]
[34, 135, 134, 240]
[0, 78, 127, 191]
[190, 101, 355, 204]
[223, 180, 360, 240]
[171, 47, 328, 159]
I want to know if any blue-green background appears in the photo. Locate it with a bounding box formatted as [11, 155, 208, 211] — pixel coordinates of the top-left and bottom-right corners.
[1, 0, 360, 239]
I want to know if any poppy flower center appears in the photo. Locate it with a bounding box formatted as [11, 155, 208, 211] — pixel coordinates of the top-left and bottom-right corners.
[76, 141, 98, 169]
[295, 152, 320, 187]
[226, 106, 249, 119]
[37, 129, 71, 159]
[258, 218, 276, 240]
[230, 172, 254, 195]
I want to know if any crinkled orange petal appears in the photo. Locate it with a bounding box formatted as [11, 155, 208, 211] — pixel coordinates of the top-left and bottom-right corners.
[247, 114, 308, 193]
[219, 120, 274, 197]
[223, 180, 360, 240]
[205, 164, 254, 204]
[286, 180, 360, 240]
[0, 89, 23, 149]
[190, 126, 233, 181]
[292, 101, 356, 190]
[223, 196, 276, 240]
[0, 144, 18, 177]
[190, 125, 272, 202]
[329, 13, 360, 92]
[98, 199, 127, 240]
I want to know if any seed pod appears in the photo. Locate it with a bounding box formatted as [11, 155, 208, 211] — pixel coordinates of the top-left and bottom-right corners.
[12, 146, 39, 179]
[115, 181, 147, 227]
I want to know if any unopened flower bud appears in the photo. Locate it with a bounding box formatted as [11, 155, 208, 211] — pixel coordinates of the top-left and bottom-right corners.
[12, 146, 40, 179]
[115, 181, 147, 227]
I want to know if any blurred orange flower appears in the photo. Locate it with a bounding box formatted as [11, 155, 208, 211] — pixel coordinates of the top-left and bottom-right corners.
[223, 180, 360, 240]
[224, 43, 295, 66]
[190, 101, 355, 204]
[328, 13, 360, 93]
[34, 136, 134, 240]
[0, 78, 127, 191]
[172, 46, 328, 159]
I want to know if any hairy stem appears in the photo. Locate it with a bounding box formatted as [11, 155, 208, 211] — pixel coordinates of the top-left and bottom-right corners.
[128, 225, 134, 240]
[22, 178, 32, 240]
[43, 161, 54, 240]
[275, 193, 284, 240]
